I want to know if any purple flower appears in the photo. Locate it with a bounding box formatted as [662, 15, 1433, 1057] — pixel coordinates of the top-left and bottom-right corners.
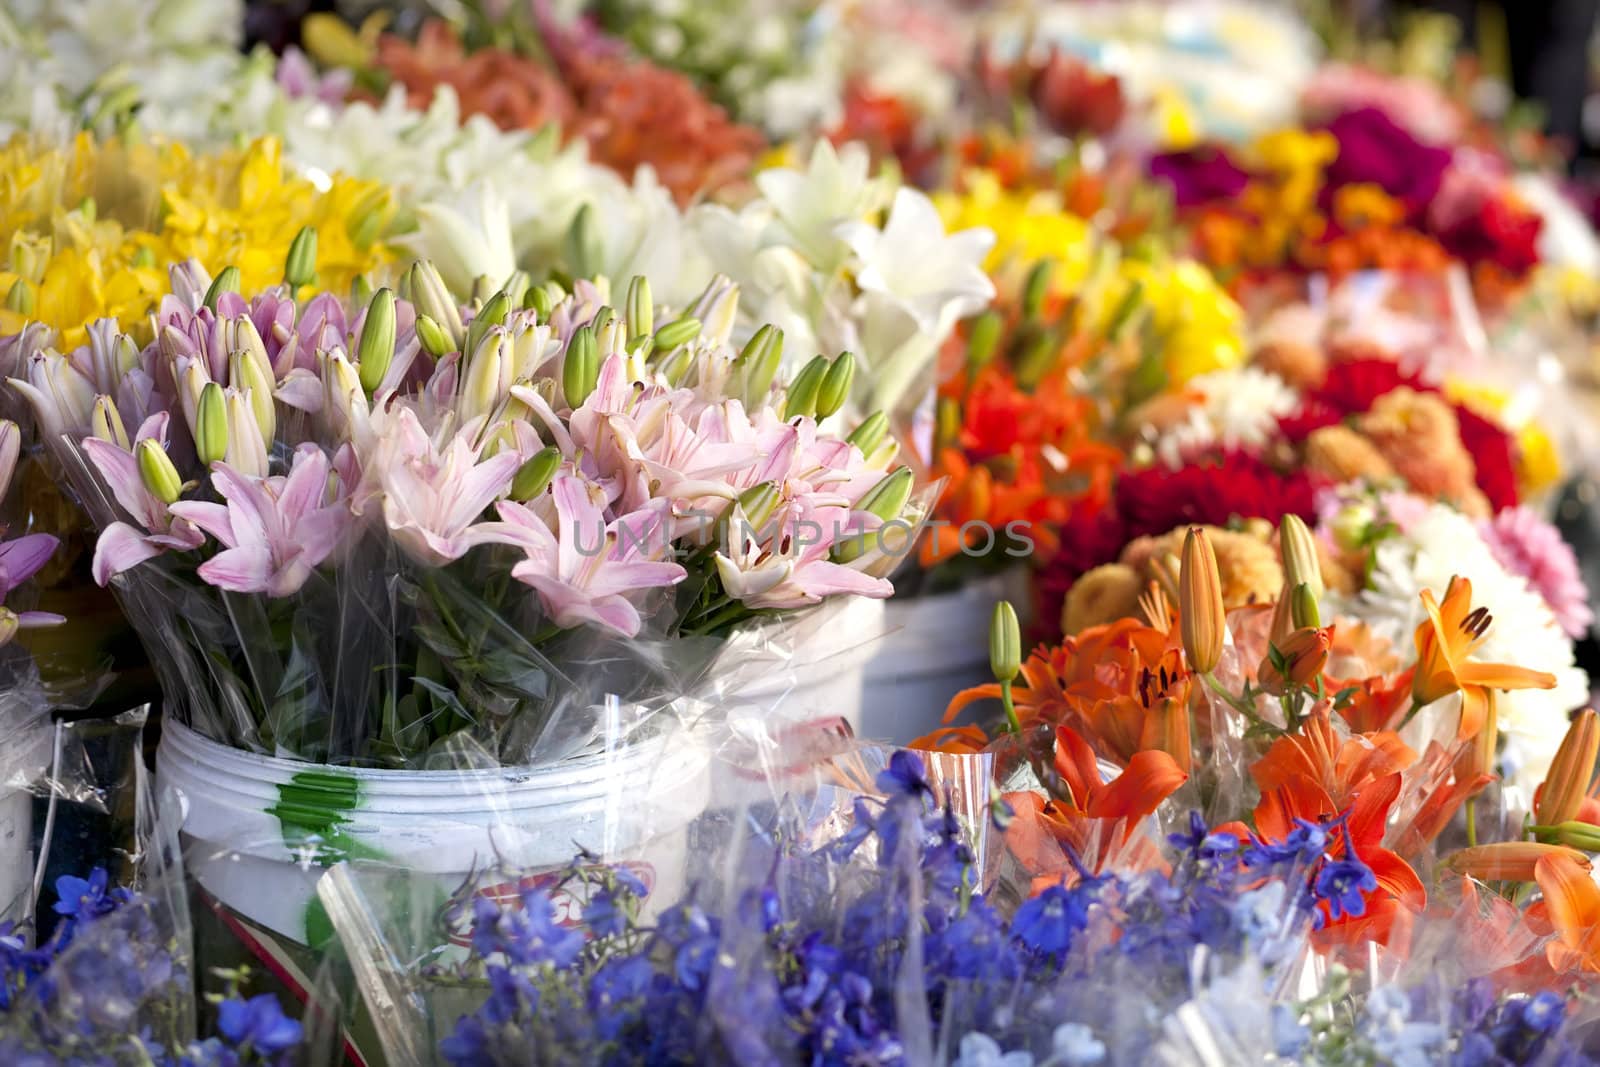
[1312, 856, 1377, 920]
[1010, 884, 1087, 958]
[1149, 147, 1251, 208]
[876, 751, 932, 800]
[215, 993, 304, 1055]
[1319, 106, 1453, 213]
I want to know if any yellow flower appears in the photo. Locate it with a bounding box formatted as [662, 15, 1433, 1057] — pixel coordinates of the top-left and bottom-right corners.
[934, 170, 1095, 291]
[0, 134, 396, 347]
[1151, 87, 1200, 151]
[1116, 257, 1246, 384]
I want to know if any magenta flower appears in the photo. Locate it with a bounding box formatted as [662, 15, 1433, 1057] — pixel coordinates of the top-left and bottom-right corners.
[83, 414, 206, 584]
[1319, 106, 1452, 215]
[1148, 147, 1250, 208]
[488, 474, 686, 637]
[1479, 506, 1594, 639]
[167, 446, 351, 597]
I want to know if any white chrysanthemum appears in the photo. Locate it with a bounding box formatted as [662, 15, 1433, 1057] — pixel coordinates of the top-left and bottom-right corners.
[1154, 367, 1298, 468]
[1327, 503, 1588, 792]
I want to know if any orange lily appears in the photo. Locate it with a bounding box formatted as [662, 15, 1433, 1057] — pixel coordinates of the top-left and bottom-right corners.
[1390, 741, 1493, 858]
[1535, 852, 1600, 974]
[1002, 723, 1187, 886]
[1412, 576, 1557, 739]
[1250, 711, 1416, 840]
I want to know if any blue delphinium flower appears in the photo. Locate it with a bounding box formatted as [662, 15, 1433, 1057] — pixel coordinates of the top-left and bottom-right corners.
[1312, 855, 1378, 921]
[216, 993, 304, 1055]
[1010, 885, 1086, 959]
[877, 750, 933, 800]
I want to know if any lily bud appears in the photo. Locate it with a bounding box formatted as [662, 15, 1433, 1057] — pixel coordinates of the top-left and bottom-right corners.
[462, 330, 509, 423]
[857, 467, 914, 524]
[1457, 688, 1500, 784]
[1014, 329, 1058, 391]
[203, 266, 241, 312]
[136, 439, 183, 505]
[653, 316, 702, 352]
[1534, 821, 1600, 851]
[738, 325, 784, 407]
[966, 311, 1003, 373]
[176, 361, 211, 440]
[1258, 626, 1332, 696]
[1537, 709, 1599, 828]
[464, 289, 510, 364]
[1289, 582, 1320, 629]
[346, 186, 393, 249]
[349, 274, 373, 306]
[527, 285, 553, 321]
[1279, 514, 1323, 599]
[114, 334, 140, 377]
[1330, 503, 1375, 553]
[1268, 584, 1295, 646]
[0, 419, 20, 498]
[229, 352, 276, 443]
[688, 274, 740, 346]
[1022, 259, 1053, 319]
[563, 325, 599, 408]
[322, 350, 367, 430]
[660, 345, 695, 387]
[5, 279, 34, 315]
[1445, 842, 1590, 883]
[847, 411, 888, 458]
[0, 609, 18, 648]
[936, 396, 962, 452]
[194, 383, 228, 466]
[284, 225, 318, 288]
[782, 356, 829, 420]
[225, 391, 269, 477]
[408, 260, 465, 347]
[510, 446, 563, 501]
[565, 204, 602, 278]
[816, 352, 855, 419]
[731, 482, 781, 540]
[357, 288, 396, 394]
[625, 276, 653, 341]
[990, 601, 1022, 683]
[415, 314, 452, 358]
[500, 271, 531, 310]
[1179, 527, 1224, 674]
[228, 317, 271, 384]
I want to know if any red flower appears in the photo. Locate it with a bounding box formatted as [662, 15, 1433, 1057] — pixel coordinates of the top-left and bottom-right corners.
[1112, 451, 1322, 541]
[1454, 403, 1519, 511]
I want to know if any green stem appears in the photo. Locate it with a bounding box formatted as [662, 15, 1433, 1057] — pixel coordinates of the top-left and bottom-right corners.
[999, 679, 1022, 735]
[685, 600, 748, 637]
[1466, 798, 1478, 849]
[1398, 696, 1427, 730]
[1201, 672, 1284, 737]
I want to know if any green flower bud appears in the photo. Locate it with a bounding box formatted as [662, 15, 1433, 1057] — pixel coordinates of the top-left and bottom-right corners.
[136, 439, 183, 505]
[936, 396, 961, 452]
[815, 352, 856, 419]
[990, 601, 1022, 683]
[415, 314, 452, 358]
[5, 279, 33, 315]
[565, 203, 601, 278]
[527, 285, 553, 321]
[356, 287, 397, 394]
[857, 466, 914, 524]
[653, 316, 702, 352]
[90, 396, 129, 450]
[966, 311, 1003, 373]
[229, 351, 276, 443]
[203, 266, 240, 312]
[463, 290, 510, 364]
[194, 383, 228, 466]
[1290, 582, 1321, 630]
[625, 275, 653, 341]
[1014, 329, 1058, 391]
[563, 325, 599, 408]
[1279, 514, 1324, 599]
[349, 274, 373, 306]
[500, 271, 531, 310]
[659, 345, 695, 386]
[845, 411, 888, 457]
[738, 325, 783, 407]
[114, 334, 140, 376]
[510, 446, 563, 501]
[283, 225, 318, 288]
[408, 260, 465, 346]
[782, 356, 829, 420]
[1538, 821, 1600, 851]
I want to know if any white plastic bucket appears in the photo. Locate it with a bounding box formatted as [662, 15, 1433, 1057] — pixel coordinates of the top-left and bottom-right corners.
[158, 719, 710, 947]
[858, 570, 1032, 745]
[727, 594, 886, 734]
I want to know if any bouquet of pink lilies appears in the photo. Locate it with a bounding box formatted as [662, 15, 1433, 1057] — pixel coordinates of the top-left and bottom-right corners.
[5, 241, 921, 766]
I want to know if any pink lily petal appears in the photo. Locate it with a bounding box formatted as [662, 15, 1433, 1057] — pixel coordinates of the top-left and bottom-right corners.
[0, 534, 60, 589]
[92, 523, 164, 585]
[196, 544, 276, 593]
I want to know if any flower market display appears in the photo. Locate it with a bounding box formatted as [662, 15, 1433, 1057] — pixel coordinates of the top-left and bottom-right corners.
[6, 1, 1600, 1064]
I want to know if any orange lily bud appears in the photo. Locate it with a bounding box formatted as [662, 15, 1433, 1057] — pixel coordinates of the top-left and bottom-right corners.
[1445, 842, 1591, 883]
[1179, 527, 1224, 674]
[1267, 583, 1294, 646]
[1536, 709, 1599, 828]
[1534, 821, 1600, 852]
[1257, 626, 1332, 696]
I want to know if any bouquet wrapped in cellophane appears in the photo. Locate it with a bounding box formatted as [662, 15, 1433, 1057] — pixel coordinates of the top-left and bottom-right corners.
[10, 245, 928, 768]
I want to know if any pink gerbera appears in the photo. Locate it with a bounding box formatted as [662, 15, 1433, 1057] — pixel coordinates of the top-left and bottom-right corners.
[1479, 506, 1594, 638]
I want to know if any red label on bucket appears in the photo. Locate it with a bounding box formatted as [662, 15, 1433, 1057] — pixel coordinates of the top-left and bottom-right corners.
[450, 861, 657, 945]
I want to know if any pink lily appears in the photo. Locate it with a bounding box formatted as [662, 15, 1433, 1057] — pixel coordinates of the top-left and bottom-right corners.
[377, 410, 524, 566]
[168, 446, 351, 597]
[488, 474, 686, 637]
[83, 414, 206, 584]
[276, 46, 354, 105]
[0, 533, 66, 642]
[713, 497, 890, 610]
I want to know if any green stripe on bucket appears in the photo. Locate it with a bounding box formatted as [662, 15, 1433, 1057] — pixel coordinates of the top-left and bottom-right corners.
[268, 770, 385, 865]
